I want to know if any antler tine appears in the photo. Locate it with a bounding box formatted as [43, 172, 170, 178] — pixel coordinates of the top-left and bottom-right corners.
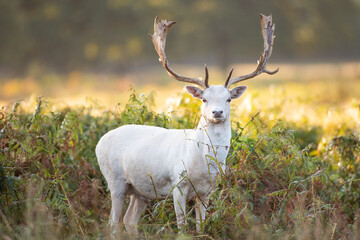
[149, 17, 208, 89]
[224, 68, 234, 88]
[225, 14, 279, 88]
[204, 65, 209, 88]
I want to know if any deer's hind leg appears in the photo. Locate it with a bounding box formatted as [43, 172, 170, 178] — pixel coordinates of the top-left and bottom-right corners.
[123, 193, 148, 236]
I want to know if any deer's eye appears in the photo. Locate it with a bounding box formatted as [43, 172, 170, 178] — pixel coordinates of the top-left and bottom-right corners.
[227, 98, 232, 103]
[202, 99, 207, 103]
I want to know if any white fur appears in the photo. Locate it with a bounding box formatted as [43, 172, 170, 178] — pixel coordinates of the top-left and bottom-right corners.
[96, 85, 246, 235]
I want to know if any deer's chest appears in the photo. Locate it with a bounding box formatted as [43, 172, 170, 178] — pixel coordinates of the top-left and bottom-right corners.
[184, 144, 229, 197]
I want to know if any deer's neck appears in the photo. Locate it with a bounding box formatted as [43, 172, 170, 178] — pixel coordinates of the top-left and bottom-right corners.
[195, 116, 231, 155]
[197, 116, 231, 140]
[189, 116, 231, 176]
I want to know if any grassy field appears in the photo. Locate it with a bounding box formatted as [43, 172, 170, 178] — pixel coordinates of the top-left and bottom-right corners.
[0, 62, 359, 239]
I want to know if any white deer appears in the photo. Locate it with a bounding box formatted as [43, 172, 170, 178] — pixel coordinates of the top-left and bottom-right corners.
[96, 14, 278, 236]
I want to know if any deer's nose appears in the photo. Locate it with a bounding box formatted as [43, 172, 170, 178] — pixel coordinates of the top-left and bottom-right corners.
[212, 110, 223, 118]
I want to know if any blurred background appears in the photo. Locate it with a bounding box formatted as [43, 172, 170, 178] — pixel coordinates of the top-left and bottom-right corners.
[0, 0, 359, 108]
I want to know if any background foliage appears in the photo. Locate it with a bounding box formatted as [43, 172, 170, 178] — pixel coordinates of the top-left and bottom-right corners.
[0, 0, 359, 74]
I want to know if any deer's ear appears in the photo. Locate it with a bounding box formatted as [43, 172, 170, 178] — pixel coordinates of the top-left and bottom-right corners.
[230, 86, 247, 99]
[186, 86, 203, 99]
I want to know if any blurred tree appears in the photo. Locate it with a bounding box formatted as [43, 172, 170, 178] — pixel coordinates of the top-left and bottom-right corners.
[0, 0, 358, 75]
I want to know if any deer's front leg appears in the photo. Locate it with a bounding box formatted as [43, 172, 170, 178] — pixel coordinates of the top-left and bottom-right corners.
[173, 187, 187, 229]
[195, 195, 209, 232]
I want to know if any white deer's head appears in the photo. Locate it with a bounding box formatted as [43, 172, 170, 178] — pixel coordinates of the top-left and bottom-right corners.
[149, 15, 278, 124]
[186, 85, 247, 124]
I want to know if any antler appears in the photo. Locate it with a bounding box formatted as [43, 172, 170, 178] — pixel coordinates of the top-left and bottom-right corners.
[224, 14, 279, 88]
[149, 16, 209, 89]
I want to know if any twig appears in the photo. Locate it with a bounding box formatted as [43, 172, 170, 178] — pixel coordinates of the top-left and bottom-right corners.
[147, 172, 159, 201]
[255, 118, 280, 149]
[231, 111, 260, 148]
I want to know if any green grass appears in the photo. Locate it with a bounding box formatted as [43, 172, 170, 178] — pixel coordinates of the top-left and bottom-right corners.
[0, 86, 359, 239]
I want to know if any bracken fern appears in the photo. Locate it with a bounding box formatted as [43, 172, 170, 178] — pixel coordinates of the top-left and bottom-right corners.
[0, 90, 359, 239]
